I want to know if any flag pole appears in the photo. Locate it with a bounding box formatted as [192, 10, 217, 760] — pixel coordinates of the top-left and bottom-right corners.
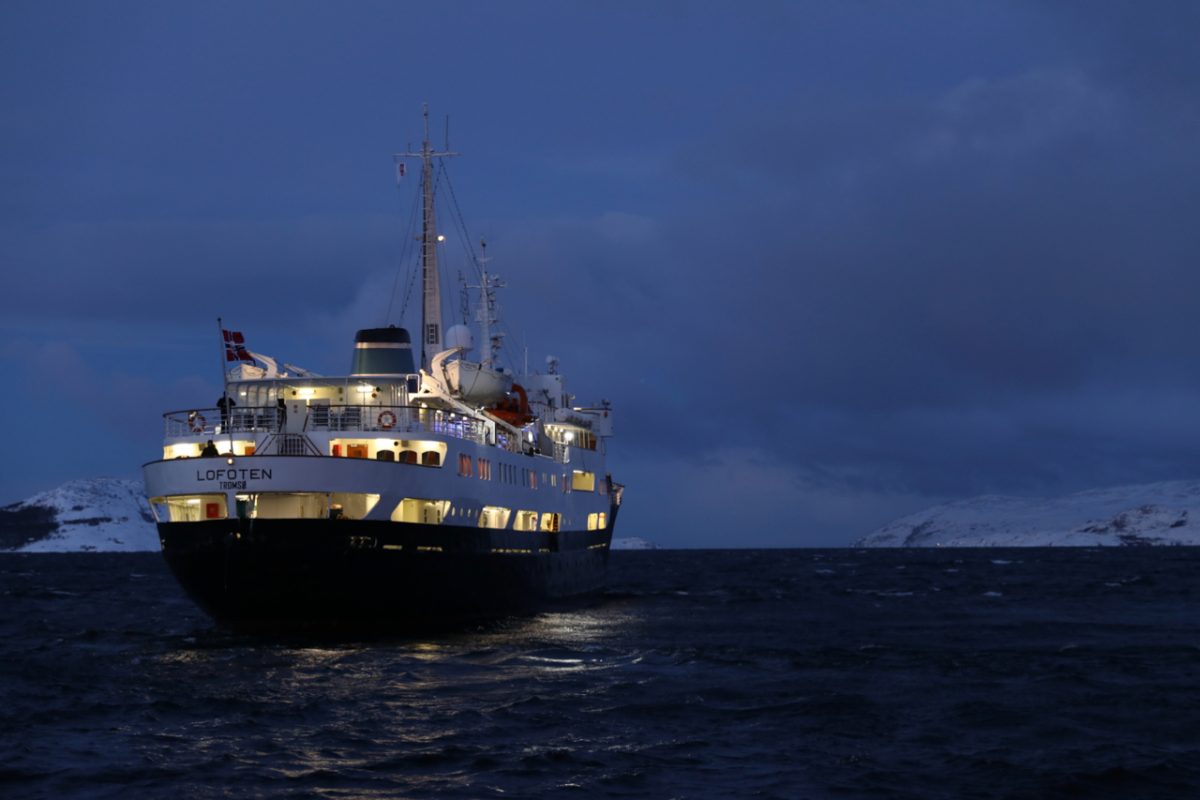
[217, 317, 231, 451]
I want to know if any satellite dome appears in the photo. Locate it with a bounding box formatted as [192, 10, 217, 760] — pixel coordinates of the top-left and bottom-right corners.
[445, 324, 474, 352]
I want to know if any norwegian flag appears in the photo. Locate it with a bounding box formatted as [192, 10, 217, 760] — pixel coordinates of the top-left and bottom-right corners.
[222, 329, 254, 362]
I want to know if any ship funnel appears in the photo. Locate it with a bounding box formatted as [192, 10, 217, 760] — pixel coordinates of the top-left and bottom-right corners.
[351, 326, 416, 375]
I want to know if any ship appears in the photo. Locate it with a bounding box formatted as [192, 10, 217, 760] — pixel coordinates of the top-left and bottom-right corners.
[142, 108, 622, 633]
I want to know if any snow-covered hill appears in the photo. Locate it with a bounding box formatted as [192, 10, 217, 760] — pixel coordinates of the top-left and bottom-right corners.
[856, 480, 1200, 547]
[611, 536, 659, 550]
[0, 478, 157, 552]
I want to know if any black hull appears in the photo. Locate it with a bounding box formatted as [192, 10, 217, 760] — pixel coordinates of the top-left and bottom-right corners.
[158, 519, 613, 635]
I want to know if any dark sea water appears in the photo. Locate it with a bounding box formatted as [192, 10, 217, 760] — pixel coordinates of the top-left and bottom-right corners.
[2, 549, 1200, 799]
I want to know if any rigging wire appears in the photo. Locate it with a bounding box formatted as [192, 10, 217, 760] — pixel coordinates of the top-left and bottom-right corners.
[438, 161, 484, 280]
[386, 175, 423, 325]
[437, 160, 526, 374]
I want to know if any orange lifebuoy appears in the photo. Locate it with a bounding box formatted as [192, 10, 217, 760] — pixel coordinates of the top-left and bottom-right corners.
[378, 410, 397, 430]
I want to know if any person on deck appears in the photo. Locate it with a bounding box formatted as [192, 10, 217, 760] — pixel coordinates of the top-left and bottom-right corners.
[276, 398, 287, 431]
[200, 440, 219, 457]
[216, 395, 236, 427]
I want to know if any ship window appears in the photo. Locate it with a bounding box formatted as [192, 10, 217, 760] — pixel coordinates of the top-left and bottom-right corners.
[598, 512, 607, 529]
[571, 470, 596, 492]
[528, 470, 538, 490]
[252, 492, 328, 519]
[329, 493, 380, 520]
[458, 453, 473, 477]
[477, 458, 491, 480]
[478, 506, 511, 529]
[539, 513, 562, 532]
[513, 510, 539, 531]
[331, 438, 446, 464]
[391, 498, 450, 525]
[587, 512, 599, 530]
[163, 444, 201, 460]
[159, 494, 227, 522]
[212, 439, 254, 457]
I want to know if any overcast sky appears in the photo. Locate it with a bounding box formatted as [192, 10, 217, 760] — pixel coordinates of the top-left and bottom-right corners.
[3, 1, 1200, 546]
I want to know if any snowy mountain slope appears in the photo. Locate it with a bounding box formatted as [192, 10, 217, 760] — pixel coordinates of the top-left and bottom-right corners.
[856, 480, 1200, 547]
[0, 478, 157, 552]
[611, 537, 659, 550]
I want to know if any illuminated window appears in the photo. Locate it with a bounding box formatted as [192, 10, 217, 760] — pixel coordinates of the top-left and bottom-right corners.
[152, 494, 227, 522]
[571, 471, 596, 492]
[329, 492, 381, 520]
[514, 510, 539, 531]
[331, 438, 447, 465]
[458, 453, 473, 477]
[391, 498, 450, 524]
[477, 458, 492, 480]
[528, 470, 538, 490]
[252, 492, 329, 519]
[539, 513, 562, 532]
[478, 506, 511, 529]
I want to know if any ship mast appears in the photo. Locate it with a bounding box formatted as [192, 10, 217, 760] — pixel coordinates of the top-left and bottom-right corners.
[472, 240, 505, 369]
[395, 104, 457, 371]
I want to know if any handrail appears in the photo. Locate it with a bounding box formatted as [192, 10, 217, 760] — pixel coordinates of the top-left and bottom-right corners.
[258, 433, 323, 456]
[164, 404, 492, 445]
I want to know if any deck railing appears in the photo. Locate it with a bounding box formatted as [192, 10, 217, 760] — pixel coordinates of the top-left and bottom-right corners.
[164, 405, 491, 445]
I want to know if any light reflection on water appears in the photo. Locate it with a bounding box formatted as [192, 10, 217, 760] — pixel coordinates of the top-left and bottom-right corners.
[228, 604, 652, 796]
